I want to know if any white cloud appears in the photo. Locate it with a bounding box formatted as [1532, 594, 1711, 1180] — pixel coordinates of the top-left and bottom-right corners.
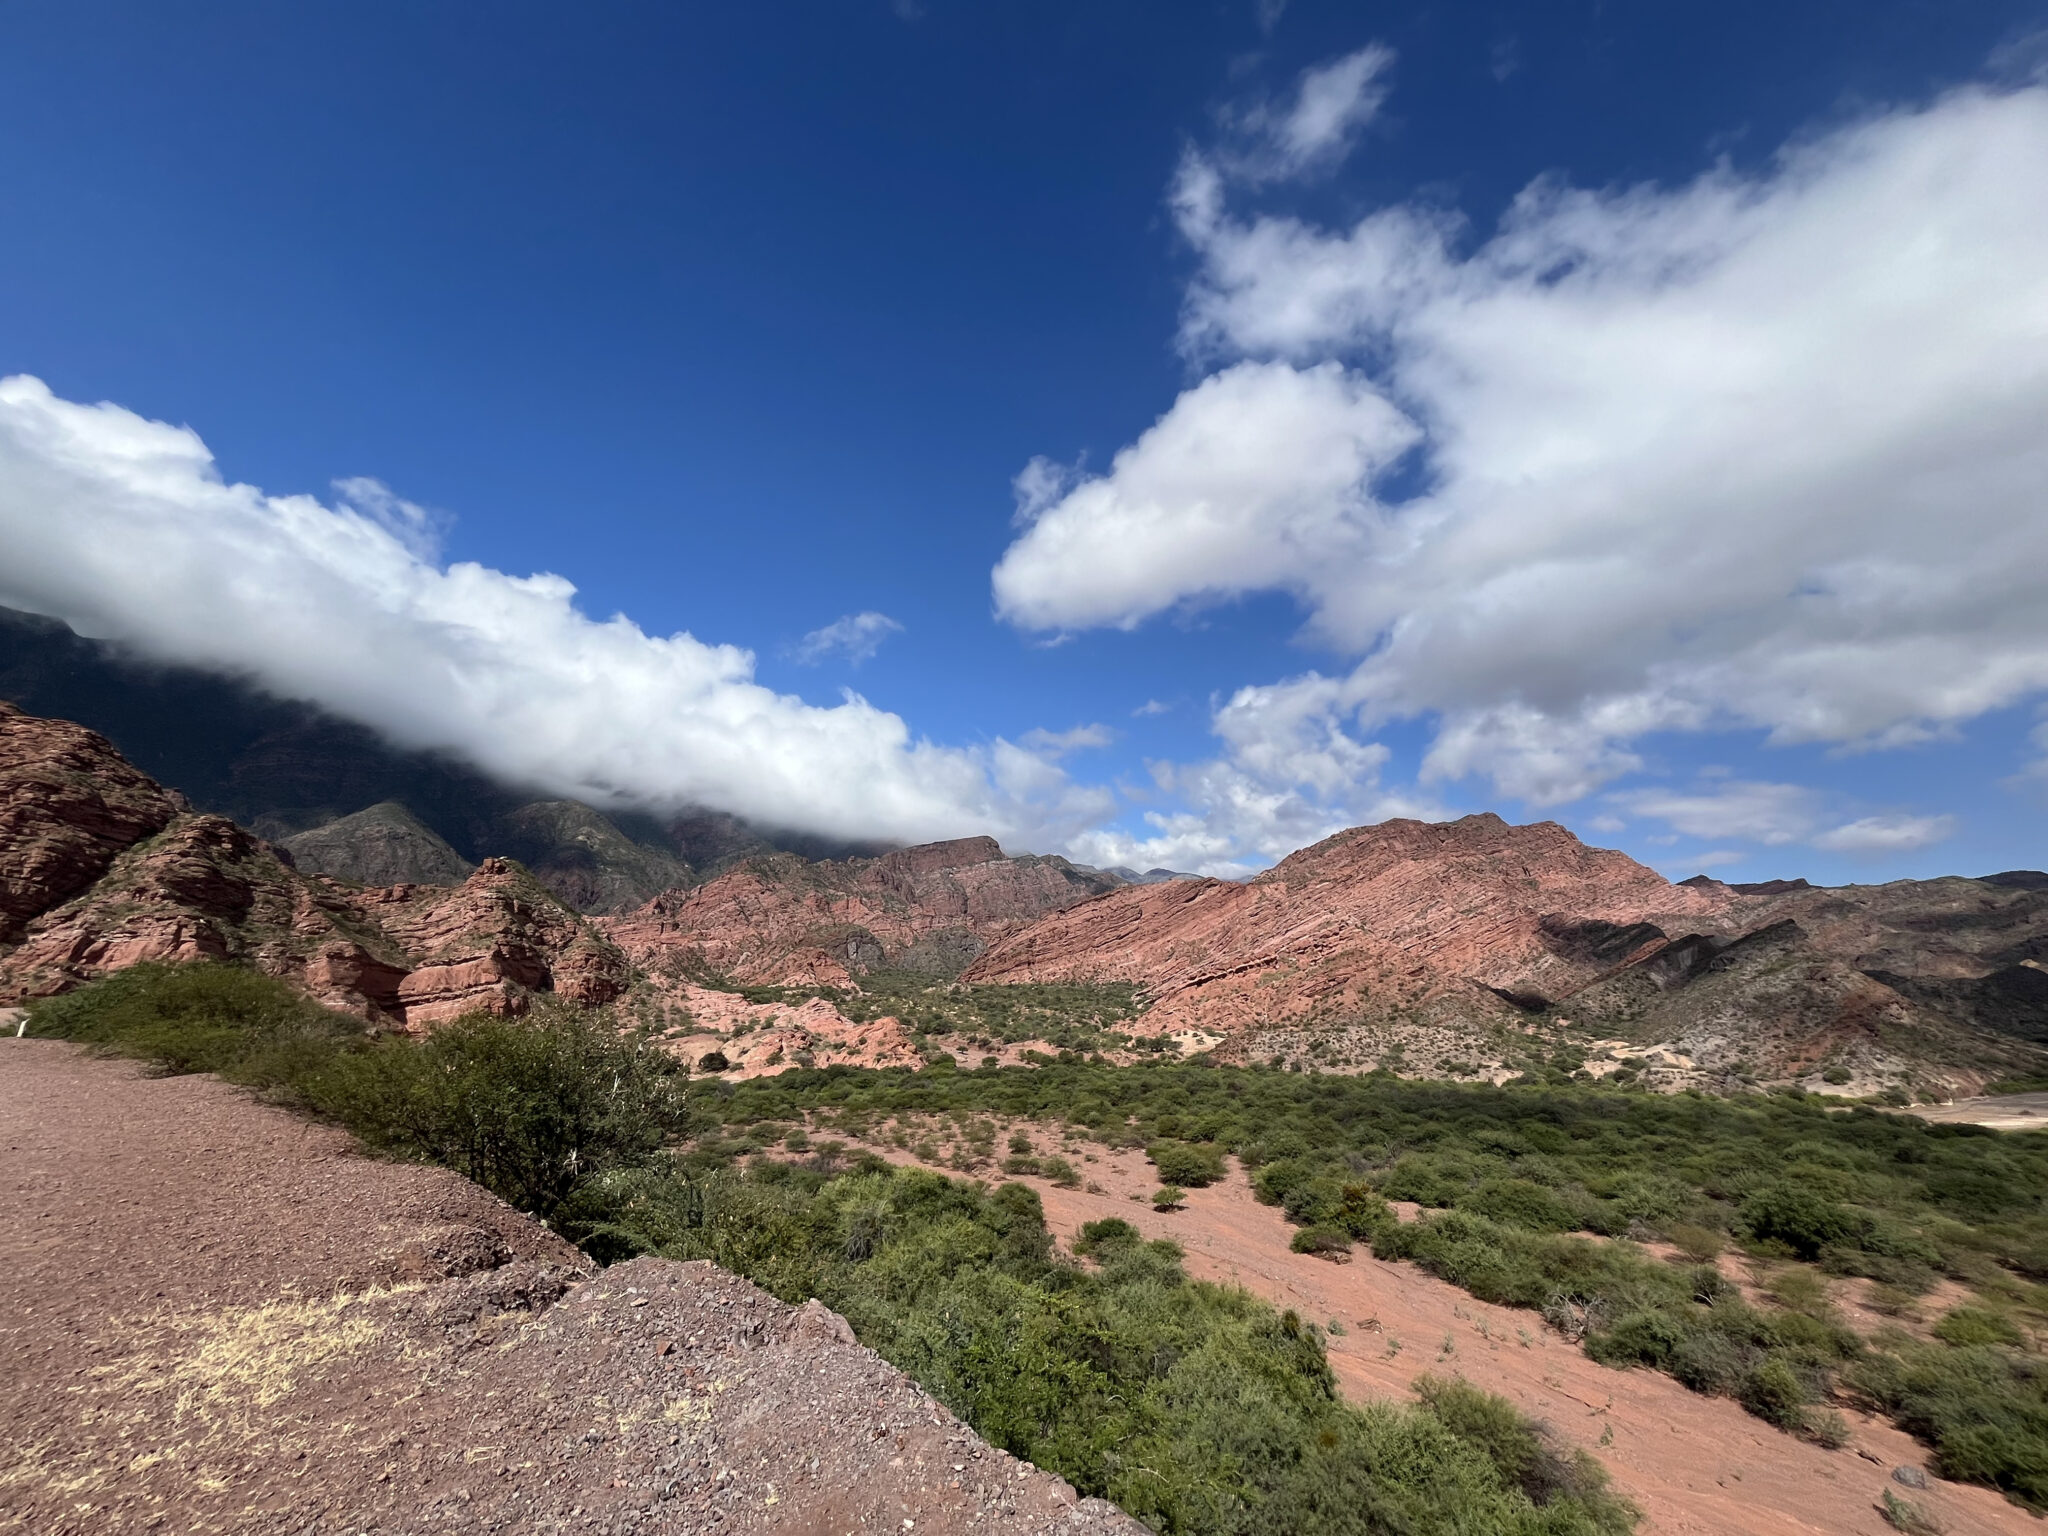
[1066, 672, 1446, 878]
[1133, 698, 1172, 717]
[791, 610, 903, 666]
[990, 360, 1417, 631]
[1679, 849, 1745, 871]
[1610, 780, 1818, 845]
[0, 375, 1110, 850]
[1611, 776, 1956, 855]
[1811, 814, 1957, 853]
[998, 79, 2048, 811]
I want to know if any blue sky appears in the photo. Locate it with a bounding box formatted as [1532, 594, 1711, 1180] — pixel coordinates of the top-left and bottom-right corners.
[3, 0, 2047, 881]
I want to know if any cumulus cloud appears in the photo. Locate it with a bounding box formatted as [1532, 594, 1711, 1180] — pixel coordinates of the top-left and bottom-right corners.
[0, 375, 1110, 849]
[791, 610, 903, 666]
[991, 360, 1417, 630]
[1018, 723, 1113, 758]
[998, 79, 2048, 818]
[1066, 672, 1445, 878]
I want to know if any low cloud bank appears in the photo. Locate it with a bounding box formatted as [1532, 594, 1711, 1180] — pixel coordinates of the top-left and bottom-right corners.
[0, 375, 1110, 849]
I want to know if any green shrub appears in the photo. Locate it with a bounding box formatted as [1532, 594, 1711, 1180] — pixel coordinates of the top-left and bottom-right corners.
[1738, 1357, 1808, 1430]
[1153, 1185, 1186, 1210]
[303, 1008, 688, 1223]
[1040, 1155, 1081, 1188]
[1931, 1307, 2023, 1349]
[1464, 1178, 1581, 1233]
[1743, 1185, 1857, 1260]
[1148, 1139, 1227, 1188]
[1879, 1489, 1944, 1535]
[27, 962, 354, 1076]
[1291, 1224, 1352, 1258]
[1073, 1217, 1140, 1257]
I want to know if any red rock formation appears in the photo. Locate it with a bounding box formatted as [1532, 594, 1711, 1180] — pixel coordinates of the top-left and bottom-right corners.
[0, 810, 414, 1012]
[0, 702, 182, 943]
[0, 707, 630, 1028]
[965, 814, 1731, 1035]
[362, 858, 631, 1027]
[602, 834, 1117, 987]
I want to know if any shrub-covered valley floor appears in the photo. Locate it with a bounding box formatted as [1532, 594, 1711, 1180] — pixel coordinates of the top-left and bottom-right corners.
[24, 963, 2048, 1536]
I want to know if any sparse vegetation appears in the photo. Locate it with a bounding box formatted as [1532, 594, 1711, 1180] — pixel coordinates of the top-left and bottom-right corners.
[28, 964, 1640, 1535]
[710, 971, 1148, 1055]
[705, 1057, 2048, 1510]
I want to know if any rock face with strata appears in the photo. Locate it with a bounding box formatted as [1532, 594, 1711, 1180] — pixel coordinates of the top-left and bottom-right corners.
[0, 701, 183, 943]
[358, 857, 632, 1027]
[967, 814, 1724, 1027]
[0, 707, 631, 1028]
[966, 814, 2048, 1090]
[602, 834, 1121, 987]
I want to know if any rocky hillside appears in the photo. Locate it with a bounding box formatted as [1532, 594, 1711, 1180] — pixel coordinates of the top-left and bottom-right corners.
[966, 813, 2048, 1092]
[280, 799, 475, 886]
[602, 835, 1123, 988]
[0, 703, 630, 1027]
[0, 605, 868, 911]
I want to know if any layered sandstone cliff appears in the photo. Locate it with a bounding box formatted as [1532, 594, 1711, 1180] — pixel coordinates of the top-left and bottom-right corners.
[0, 706, 630, 1028]
[965, 814, 1728, 1028]
[964, 813, 2048, 1088]
[602, 834, 1120, 987]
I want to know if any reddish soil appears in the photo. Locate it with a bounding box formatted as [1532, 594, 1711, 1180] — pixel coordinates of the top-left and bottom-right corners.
[0, 1041, 1140, 1536]
[850, 1127, 2040, 1536]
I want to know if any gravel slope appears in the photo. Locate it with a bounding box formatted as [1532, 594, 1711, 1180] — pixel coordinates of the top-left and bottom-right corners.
[0, 1040, 1140, 1536]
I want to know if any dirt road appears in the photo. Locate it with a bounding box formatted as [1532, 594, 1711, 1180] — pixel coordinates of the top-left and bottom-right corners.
[0, 1041, 1137, 1536]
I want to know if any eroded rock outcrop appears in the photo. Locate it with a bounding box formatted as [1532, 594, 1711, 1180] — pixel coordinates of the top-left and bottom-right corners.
[360, 857, 632, 1026]
[0, 701, 183, 943]
[0, 707, 631, 1027]
[967, 814, 1727, 1030]
[603, 834, 1120, 988]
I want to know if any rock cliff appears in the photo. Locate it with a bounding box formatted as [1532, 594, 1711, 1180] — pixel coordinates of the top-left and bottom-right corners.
[602, 834, 1121, 987]
[966, 813, 2048, 1090]
[966, 814, 1725, 1026]
[0, 706, 630, 1028]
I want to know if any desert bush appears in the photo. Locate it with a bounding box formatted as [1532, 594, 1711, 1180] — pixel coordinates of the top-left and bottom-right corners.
[1148, 1139, 1227, 1188]
[1040, 1155, 1081, 1188]
[27, 962, 354, 1077]
[1290, 1224, 1352, 1258]
[663, 1050, 2045, 1511]
[298, 1007, 688, 1221]
[1931, 1307, 2023, 1349]
[594, 1153, 1638, 1535]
